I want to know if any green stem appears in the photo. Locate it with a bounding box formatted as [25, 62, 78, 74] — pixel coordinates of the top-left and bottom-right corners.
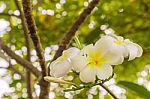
[64, 85, 90, 92]
[74, 35, 82, 49]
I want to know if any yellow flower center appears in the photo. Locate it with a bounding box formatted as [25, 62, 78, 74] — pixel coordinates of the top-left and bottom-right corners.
[58, 53, 68, 62]
[115, 40, 123, 45]
[88, 54, 105, 67]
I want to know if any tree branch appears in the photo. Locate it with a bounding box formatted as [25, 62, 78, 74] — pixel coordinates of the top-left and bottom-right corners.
[0, 38, 40, 77]
[143, 49, 150, 56]
[14, 0, 33, 98]
[22, 0, 47, 78]
[22, 0, 49, 99]
[53, 0, 100, 60]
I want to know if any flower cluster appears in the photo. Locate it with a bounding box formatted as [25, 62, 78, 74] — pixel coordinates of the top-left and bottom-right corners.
[50, 34, 143, 83]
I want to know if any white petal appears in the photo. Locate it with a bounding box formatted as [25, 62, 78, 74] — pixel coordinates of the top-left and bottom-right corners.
[80, 44, 94, 56]
[113, 44, 128, 58]
[124, 39, 143, 60]
[120, 44, 129, 58]
[63, 47, 80, 58]
[127, 43, 138, 61]
[79, 66, 96, 83]
[102, 46, 124, 65]
[50, 60, 71, 77]
[71, 55, 88, 72]
[95, 36, 114, 54]
[116, 36, 124, 42]
[96, 64, 113, 80]
[107, 34, 128, 57]
[134, 43, 143, 57]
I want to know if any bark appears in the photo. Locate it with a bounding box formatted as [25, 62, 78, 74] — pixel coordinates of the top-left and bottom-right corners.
[22, 0, 49, 98]
[14, 0, 33, 98]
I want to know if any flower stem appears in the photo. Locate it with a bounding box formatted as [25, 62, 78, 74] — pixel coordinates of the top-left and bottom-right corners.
[44, 76, 76, 85]
[74, 35, 82, 49]
[99, 83, 119, 99]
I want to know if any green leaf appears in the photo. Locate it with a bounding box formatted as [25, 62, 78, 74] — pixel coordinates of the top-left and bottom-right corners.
[117, 81, 150, 99]
[84, 27, 101, 44]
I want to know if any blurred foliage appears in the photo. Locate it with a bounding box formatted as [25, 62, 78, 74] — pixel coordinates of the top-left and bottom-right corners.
[0, 0, 150, 98]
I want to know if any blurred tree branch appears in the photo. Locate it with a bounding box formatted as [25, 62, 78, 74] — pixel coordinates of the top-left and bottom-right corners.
[0, 63, 26, 81]
[0, 38, 41, 77]
[0, 13, 20, 18]
[8, 61, 26, 81]
[0, 51, 26, 81]
[143, 49, 150, 56]
[14, 0, 33, 98]
[22, 0, 49, 99]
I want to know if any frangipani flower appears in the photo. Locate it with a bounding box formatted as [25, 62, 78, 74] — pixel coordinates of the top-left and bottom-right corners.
[71, 38, 124, 83]
[50, 47, 80, 77]
[102, 34, 143, 61]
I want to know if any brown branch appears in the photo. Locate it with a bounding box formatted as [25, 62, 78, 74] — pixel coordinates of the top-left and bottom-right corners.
[143, 49, 150, 56]
[0, 13, 20, 18]
[14, 0, 33, 98]
[22, 0, 49, 99]
[53, 0, 100, 60]
[0, 38, 40, 77]
[22, 0, 47, 78]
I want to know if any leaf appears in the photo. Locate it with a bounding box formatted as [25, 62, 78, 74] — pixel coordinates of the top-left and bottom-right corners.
[84, 27, 101, 44]
[117, 81, 150, 99]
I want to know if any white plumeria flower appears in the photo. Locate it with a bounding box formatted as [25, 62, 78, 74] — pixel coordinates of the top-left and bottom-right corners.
[103, 34, 143, 61]
[50, 47, 80, 77]
[71, 38, 124, 83]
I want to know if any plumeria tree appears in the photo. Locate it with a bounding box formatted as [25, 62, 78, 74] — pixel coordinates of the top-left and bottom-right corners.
[0, 0, 150, 99]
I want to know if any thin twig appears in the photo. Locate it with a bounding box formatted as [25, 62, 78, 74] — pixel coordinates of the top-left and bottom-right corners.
[22, 0, 49, 99]
[0, 66, 26, 81]
[0, 13, 20, 18]
[0, 51, 26, 81]
[14, 0, 33, 98]
[53, 0, 100, 60]
[8, 61, 26, 81]
[99, 83, 119, 99]
[0, 38, 41, 77]
[74, 35, 82, 49]
[143, 49, 150, 56]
